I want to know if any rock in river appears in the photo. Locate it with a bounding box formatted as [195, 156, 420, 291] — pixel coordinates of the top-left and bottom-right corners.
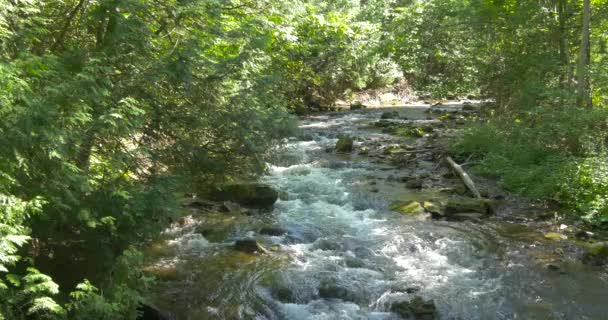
[544, 232, 568, 241]
[335, 137, 354, 153]
[235, 239, 270, 254]
[391, 296, 438, 320]
[209, 183, 278, 209]
[391, 201, 425, 215]
[445, 198, 489, 215]
[583, 242, 608, 266]
[259, 226, 288, 236]
[381, 111, 400, 119]
[405, 178, 424, 189]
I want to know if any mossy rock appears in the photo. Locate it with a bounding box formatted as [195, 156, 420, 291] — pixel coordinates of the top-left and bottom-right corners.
[391, 296, 438, 320]
[391, 201, 425, 215]
[445, 198, 489, 215]
[383, 145, 402, 155]
[209, 183, 278, 209]
[583, 242, 608, 266]
[544, 232, 568, 241]
[422, 201, 441, 214]
[335, 137, 354, 153]
[447, 212, 484, 222]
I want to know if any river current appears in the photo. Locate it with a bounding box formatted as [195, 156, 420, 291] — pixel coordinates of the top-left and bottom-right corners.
[146, 106, 608, 320]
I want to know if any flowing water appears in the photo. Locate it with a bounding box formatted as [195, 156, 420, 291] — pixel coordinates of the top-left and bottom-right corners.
[146, 106, 608, 320]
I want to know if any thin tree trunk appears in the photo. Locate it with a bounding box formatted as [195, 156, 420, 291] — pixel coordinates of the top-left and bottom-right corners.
[445, 156, 482, 199]
[558, 0, 571, 86]
[577, 0, 591, 107]
[51, 0, 87, 52]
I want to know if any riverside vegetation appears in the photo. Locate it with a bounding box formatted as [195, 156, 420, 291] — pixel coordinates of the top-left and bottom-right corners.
[1, 0, 608, 319]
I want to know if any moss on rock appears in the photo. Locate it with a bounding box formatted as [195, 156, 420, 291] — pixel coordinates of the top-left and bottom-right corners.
[391, 201, 425, 215]
[335, 137, 354, 153]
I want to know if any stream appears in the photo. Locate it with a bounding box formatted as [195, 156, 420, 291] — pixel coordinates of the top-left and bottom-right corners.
[145, 105, 608, 320]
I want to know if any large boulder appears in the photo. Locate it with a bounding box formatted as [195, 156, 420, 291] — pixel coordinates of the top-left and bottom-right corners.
[335, 137, 354, 153]
[391, 297, 438, 320]
[209, 183, 278, 209]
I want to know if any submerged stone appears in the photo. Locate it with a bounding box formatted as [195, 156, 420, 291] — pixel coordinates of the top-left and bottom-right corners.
[143, 264, 180, 281]
[259, 226, 288, 236]
[335, 137, 354, 153]
[353, 246, 375, 258]
[221, 201, 242, 213]
[381, 111, 400, 119]
[447, 212, 484, 222]
[273, 286, 297, 303]
[318, 284, 350, 300]
[405, 178, 424, 189]
[391, 296, 438, 320]
[344, 256, 365, 268]
[314, 239, 342, 251]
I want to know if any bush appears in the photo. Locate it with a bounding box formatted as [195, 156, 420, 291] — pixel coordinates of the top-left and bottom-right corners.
[452, 105, 608, 225]
[561, 155, 608, 225]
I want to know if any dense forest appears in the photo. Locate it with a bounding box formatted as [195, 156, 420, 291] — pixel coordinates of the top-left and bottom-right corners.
[1, 0, 608, 319]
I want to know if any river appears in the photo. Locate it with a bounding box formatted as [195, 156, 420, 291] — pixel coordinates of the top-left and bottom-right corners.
[145, 105, 608, 320]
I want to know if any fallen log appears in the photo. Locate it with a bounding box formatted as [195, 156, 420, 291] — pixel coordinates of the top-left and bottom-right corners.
[392, 148, 437, 155]
[445, 156, 482, 199]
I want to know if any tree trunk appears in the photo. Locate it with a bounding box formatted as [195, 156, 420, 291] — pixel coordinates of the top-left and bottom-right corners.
[577, 0, 591, 107]
[558, 0, 571, 86]
[445, 156, 482, 199]
[51, 0, 87, 52]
